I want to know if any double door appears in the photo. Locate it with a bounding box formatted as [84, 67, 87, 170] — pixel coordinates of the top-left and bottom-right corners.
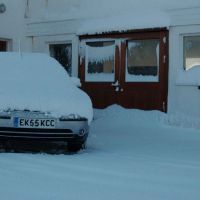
[79, 30, 168, 112]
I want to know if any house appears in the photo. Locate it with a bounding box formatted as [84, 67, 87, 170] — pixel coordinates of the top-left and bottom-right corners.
[1, 0, 200, 118]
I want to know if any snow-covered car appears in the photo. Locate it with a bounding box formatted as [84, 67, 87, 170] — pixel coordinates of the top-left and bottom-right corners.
[0, 52, 93, 152]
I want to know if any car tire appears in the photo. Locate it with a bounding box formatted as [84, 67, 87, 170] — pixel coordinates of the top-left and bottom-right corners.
[67, 142, 85, 152]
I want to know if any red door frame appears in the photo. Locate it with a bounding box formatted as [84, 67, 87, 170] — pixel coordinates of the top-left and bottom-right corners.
[79, 28, 168, 111]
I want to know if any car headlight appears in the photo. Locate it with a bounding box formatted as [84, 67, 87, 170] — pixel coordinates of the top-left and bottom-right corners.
[78, 128, 87, 136]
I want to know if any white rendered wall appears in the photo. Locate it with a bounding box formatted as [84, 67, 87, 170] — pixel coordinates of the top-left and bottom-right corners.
[0, 0, 31, 52]
[27, 0, 200, 22]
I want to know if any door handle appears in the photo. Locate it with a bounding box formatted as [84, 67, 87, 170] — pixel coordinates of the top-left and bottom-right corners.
[115, 86, 120, 92]
[111, 81, 124, 92]
[111, 80, 119, 87]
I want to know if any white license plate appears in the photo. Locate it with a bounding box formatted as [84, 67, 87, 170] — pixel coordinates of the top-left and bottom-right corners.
[13, 117, 56, 129]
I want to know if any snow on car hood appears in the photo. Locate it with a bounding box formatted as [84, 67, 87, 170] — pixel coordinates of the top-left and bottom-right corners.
[0, 52, 93, 123]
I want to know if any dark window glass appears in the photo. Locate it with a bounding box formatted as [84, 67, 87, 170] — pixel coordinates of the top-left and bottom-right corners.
[127, 39, 159, 76]
[0, 41, 7, 51]
[49, 43, 72, 75]
[85, 41, 115, 82]
[86, 41, 114, 74]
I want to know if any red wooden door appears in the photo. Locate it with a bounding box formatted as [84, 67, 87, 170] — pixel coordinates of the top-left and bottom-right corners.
[79, 40, 119, 108]
[0, 41, 6, 51]
[118, 31, 168, 111]
[79, 30, 168, 112]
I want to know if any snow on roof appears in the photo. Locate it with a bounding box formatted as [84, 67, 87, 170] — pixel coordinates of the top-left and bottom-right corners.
[77, 11, 170, 35]
[0, 52, 93, 123]
[76, 0, 200, 35]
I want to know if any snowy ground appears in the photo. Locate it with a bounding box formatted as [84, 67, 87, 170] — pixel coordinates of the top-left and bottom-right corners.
[0, 105, 200, 200]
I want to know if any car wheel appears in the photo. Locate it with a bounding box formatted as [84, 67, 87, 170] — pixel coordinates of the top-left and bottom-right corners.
[67, 142, 85, 152]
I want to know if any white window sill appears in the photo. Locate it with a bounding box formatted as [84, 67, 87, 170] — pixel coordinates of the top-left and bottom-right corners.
[176, 68, 200, 86]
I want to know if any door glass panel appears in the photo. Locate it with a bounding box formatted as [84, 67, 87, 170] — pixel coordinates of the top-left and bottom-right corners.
[126, 39, 159, 82]
[85, 41, 115, 82]
[49, 43, 72, 76]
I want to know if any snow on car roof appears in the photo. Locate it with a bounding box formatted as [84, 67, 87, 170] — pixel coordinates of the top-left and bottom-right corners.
[0, 52, 93, 123]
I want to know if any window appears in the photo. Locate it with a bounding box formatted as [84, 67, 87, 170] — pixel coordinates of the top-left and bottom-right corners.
[184, 36, 200, 70]
[49, 43, 72, 75]
[126, 39, 159, 82]
[0, 41, 7, 51]
[85, 41, 115, 82]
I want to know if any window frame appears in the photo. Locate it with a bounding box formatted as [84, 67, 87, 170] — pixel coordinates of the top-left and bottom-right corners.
[175, 31, 200, 86]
